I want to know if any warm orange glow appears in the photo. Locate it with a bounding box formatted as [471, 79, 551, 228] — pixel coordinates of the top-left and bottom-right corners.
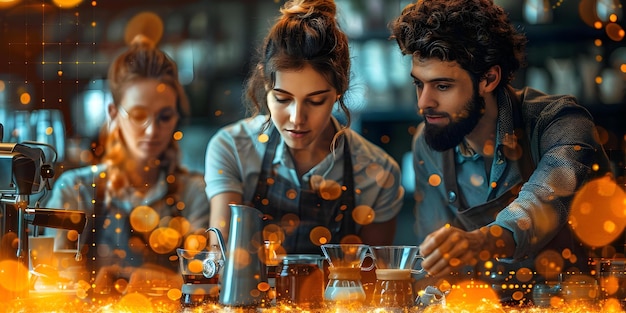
[52, 0, 83, 7]
[352, 205, 375, 226]
[20, 92, 31, 105]
[428, 174, 441, 187]
[594, 21, 603, 30]
[0, 0, 21, 9]
[319, 179, 342, 200]
[380, 135, 390, 144]
[606, 23, 625, 41]
[446, 279, 500, 309]
[310, 226, 332, 246]
[579, 0, 599, 27]
[124, 11, 164, 46]
[149, 227, 182, 254]
[569, 176, 626, 248]
[129, 206, 160, 233]
[173, 131, 183, 140]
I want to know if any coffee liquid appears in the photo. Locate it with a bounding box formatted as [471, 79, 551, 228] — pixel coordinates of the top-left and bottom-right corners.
[275, 257, 324, 308]
[180, 274, 220, 307]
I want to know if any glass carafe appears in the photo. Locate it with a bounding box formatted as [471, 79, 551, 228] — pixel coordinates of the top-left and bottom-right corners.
[369, 245, 424, 308]
[321, 243, 373, 304]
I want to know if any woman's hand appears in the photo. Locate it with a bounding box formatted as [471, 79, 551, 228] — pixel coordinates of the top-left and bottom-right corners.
[93, 264, 182, 296]
[126, 265, 183, 295]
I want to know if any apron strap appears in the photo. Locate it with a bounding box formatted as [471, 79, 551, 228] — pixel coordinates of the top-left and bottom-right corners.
[443, 88, 535, 224]
[251, 125, 357, 247]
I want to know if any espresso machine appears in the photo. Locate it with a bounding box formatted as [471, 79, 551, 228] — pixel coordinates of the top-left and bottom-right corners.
[0, 123, 86, 302]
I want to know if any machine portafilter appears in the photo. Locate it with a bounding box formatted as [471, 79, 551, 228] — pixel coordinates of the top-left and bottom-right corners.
[0, 128, 86, 301]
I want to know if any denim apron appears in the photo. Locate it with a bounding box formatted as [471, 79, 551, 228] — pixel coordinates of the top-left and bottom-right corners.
[441, 88, 591, 303]
[251, 127, 356, 254]
[79, 176, 180, 277]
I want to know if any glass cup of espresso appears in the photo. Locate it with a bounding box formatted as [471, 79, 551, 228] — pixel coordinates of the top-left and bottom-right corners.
[176, 247, 223, 307]
[369, 245, 424, 308]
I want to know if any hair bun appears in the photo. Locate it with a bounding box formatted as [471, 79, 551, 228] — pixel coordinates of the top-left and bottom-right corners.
[124, 11, 163, 48]
[129, 34, 155, 49]
[281, 0, 336, 20]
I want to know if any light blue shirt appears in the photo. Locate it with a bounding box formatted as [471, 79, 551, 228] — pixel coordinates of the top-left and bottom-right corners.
[204, 115, 404, 223]
[412, 87, 611, 260]
[44, 164, 210, 253]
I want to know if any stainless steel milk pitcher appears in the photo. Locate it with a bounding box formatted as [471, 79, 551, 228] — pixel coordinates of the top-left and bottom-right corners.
[208, 204, 267, 307]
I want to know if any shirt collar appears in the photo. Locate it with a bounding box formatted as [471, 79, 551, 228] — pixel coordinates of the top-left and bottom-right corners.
[273, 116, 345, 177]
[455, 88, 516, 164]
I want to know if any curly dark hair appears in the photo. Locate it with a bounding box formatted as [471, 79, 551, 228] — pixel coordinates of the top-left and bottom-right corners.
[389, 0, 527, 88]
[244, 0, 351, 130]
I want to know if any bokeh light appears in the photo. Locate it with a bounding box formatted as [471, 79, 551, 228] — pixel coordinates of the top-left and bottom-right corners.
[149, 227, 182, 254]
[124, 11, 164, 46]
[280, 213, 300, 235]
[445, 279, 500, 309]
[319, 179, 342, 200]
[534, 249, 564, 280]
[310, 226, 332, 246]
[129, 205, 159, 233]
[352, 205, 375, 226]
[569, 176, 626, 248]
[606, 23, 625, 41]
[52, 0, 84, 8]
[0, 260, 29, 293]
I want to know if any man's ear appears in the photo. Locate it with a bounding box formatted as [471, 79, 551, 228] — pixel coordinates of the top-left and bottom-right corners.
[108, 103, 118, 119]
[107, 103, 118, 131]
[480, 65, 501, 94]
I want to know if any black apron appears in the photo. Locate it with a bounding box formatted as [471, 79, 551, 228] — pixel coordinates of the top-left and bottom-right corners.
[251, 127, 357, 254]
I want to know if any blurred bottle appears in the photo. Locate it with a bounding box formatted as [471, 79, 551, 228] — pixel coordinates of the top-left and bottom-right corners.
[31, 109, 65, 163]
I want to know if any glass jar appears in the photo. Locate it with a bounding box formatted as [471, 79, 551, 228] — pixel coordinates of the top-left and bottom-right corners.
[275, 254, 325, 309]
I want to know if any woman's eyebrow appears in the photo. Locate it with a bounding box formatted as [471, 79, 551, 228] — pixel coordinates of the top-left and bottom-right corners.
[272, 88, 332, 97]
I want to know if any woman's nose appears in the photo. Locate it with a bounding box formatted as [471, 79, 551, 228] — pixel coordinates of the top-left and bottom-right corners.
[289, 101, 306, 125]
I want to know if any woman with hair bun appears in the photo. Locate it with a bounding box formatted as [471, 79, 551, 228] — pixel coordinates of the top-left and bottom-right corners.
[205, 0, 403, 254]
[45, 33, 210, 298]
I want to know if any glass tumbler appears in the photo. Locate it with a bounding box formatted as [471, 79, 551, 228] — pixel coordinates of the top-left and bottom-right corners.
[275, 254, 325, 309]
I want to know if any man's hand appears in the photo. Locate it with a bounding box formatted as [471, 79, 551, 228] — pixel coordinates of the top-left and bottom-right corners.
[418, 224, 515, 277]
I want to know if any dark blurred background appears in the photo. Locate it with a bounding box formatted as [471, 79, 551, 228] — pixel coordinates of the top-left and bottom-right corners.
[1, 0, 625, 243]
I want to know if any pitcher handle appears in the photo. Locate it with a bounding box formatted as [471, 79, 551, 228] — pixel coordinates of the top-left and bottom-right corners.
[362, 252, 376, 271]
[411, 254, 425, 274]
[205, 227, 227, 263]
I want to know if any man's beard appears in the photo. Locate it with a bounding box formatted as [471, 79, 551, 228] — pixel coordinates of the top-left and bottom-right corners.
[423, 92, 485, 152]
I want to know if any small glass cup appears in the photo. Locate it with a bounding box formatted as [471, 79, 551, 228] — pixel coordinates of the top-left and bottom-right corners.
[177, 247, 223, 307]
